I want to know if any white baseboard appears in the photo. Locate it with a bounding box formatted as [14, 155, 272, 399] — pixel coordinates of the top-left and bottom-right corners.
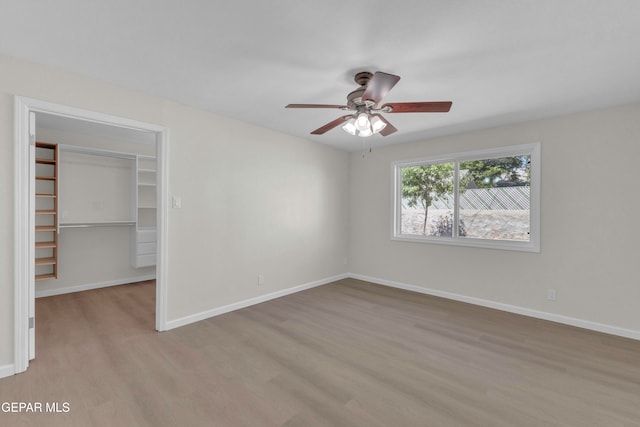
[35, 275, 156, 298]
[165, 273, 349, 330]
[349, 273, 640, 341]
[0, 364, 15, 379]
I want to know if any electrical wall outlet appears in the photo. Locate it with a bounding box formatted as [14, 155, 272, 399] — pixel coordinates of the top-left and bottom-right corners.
[547, 288, 557, 301]
[257, 274, 264, 286]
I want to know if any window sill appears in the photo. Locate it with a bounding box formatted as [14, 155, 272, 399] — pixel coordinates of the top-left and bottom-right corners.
[391, 234, 540, 253]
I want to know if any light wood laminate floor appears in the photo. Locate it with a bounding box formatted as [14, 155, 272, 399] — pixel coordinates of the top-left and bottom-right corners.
[1, 278, 639, 426]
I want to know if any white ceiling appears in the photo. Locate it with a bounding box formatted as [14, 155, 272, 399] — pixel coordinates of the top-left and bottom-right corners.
[2, 0, 640, 151]
[36, 112, 157, 146]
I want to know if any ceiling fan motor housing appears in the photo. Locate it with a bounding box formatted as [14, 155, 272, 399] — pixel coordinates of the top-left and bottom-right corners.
[354, 71, 373, 86]
[347, 71, 375, 110]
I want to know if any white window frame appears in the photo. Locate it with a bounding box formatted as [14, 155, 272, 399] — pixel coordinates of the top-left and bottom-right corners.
[391, 142, 540, 252]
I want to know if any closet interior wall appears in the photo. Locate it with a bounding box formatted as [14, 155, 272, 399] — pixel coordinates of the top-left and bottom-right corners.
[34, 125, 156, 297]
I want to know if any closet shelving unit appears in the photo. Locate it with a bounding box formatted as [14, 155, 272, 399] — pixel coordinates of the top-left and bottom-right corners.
[35, 142, 59, 281]
[132, 155, 157, 268]
[35, 144, 157, 282]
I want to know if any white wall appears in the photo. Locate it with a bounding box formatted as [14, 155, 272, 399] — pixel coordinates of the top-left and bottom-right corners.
[348, 103, 640, 333]
[163, 103, 350, 319]
[0, 54, 350, 369]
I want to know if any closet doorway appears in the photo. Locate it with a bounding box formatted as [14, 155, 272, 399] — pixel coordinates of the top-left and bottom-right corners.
[14, 97, 168, 374]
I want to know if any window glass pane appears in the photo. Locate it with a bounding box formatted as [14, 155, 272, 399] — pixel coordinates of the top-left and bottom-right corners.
[400, 163, 455, 237]
[458, 155, 530, 241]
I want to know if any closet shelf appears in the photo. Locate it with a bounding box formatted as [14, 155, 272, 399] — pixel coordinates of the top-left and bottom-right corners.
[36, 193, 57, 198]
[36, 210, 57, 215]
[36, 225, 57, 232]
[36, 241, 57, 249]
[36, 176, 57, 181]
[36, 158, 57, 165]
[35, 257, 57, 266]
[35, 273, 57, 281]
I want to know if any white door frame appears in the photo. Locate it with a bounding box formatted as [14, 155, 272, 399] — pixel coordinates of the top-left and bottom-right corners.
[14, 96, 169, 374]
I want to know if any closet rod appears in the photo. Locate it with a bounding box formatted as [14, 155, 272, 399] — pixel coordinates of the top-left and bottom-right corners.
[59, 221, 136, 229]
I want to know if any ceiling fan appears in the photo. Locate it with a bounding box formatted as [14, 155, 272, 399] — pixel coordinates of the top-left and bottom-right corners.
[285, 71, 452, 137]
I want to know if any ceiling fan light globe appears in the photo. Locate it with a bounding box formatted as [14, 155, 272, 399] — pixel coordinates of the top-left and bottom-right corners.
[357, 127, 373, 137]
[370, 115, 387, 134]
[355, 113, 371, 131]
[342, 118, 357, 135]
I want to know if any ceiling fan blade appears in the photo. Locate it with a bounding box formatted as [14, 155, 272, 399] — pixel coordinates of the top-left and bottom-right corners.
[372, 114, 397, 136]
[362, 72, 401, 104]
[310, 115, 352, 135]
[286, 104, 348, 109]
[383, 101, 452, 113]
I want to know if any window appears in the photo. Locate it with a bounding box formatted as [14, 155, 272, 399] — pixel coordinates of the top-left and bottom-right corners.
[392, 143, 540, 252]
